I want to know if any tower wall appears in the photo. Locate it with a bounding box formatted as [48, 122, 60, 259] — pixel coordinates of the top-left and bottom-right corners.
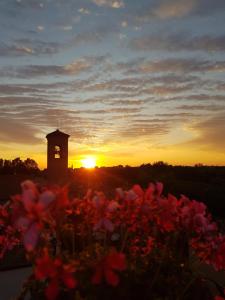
[46, 130, 70, 182]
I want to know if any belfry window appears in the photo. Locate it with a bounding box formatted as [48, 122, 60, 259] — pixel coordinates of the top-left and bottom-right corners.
[54, 145, 61, 158]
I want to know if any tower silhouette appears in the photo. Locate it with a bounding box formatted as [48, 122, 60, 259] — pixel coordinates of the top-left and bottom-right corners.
[46, 129, 70, 182]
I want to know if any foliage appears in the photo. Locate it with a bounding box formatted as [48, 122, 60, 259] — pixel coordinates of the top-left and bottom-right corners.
[0, 157, 39, 175]
[1, 180, 225, 300]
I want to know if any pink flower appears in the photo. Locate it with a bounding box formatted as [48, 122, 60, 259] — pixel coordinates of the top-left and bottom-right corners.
[132, 185, 144, 198]
[107, 200, 119, 212]
[125, 190, 138, 201]
[13, 181, 55, 251]
[144, 183, 155, 201]
[115, 188, 125, 201]
[155, 182, 163, 197]
[92, 192, 106, 209]
[93, 217, 114, 232]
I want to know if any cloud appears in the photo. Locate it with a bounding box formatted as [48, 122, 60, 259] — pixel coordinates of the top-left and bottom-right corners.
[0, 39, 62, 57]
[37, 25, 44, 32]
[0, 56, 106, 78]
[122, 58, 225, 75]
[114, 122, 170, 140]
[78, 7, 90, 14]
[0, 25, 117, 59]
[153, 0, 197, 19]
[0, 105, 109, 144]
[176, 104, 225, 112]
[0, 43, 34, 56]
[155, 94, 225, 103]
[108, 99, 147, 106]
[0, 84, 40, 94]
[216, 83, 225, 91]
[184, 94, 225, 102]
[75, 107, 142, 115]
[143, 84, 195, 96]
[130, 33, 225, 53]
[60, 25, 73, 31]
[72, 24, 119, 46]
[184, 113, 225, 152]
[82, 97, 147, 106]
[135, 0, 225, 23]
[0, 117, 41, 145]
[91, 0, 124, 9]
[155, 113, 195, 118]
[80, 75, 199, 96]
[15, 0, 45, 10]
[121, 21, 128, 28]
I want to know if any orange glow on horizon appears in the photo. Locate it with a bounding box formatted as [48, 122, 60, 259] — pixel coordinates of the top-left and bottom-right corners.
[1, 141, 225, 170]
[81, 156, 96, 169]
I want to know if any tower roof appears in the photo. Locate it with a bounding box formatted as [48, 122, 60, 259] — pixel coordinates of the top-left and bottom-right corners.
[46, 129, 70, 139]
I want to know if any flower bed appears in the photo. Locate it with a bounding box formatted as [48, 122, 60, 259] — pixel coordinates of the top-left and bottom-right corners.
[1, 181, 225, 300]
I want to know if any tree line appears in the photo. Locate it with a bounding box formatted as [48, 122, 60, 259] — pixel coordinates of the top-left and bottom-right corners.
[0, 157, 40, 175]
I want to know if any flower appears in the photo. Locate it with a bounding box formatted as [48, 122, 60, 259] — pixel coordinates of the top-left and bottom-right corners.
[215, 289, 225, 300]
[92, 250, 126, 286]
[35, 249, 77, 300]
[2, 180, 225, 300]
[93, 217, 114, 232]
[13, 181, 55, 251]
[0, 205, 20, 258]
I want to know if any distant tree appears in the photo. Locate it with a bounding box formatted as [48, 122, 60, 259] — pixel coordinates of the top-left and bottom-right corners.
[11, 157, 23, 173]
[0, 157, 39, 174]
[195, 163, 204, 167]
[140, 163, 152, 168]
[152, 161, 169, 167]
[3, 159, 12, 173]
[115, 165, 123, 168]
[24, 158, 39, 171]
[0, 159, 3, 169]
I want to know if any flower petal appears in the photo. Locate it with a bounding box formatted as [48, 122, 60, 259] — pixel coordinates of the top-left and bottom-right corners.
[105, 269, 119, 286]
[92, 266, 103, 285]
[62, 273, 77, 289]
[45, 280, 59, 300]
[23, 222, 40, 251]
[39, 191, 55, 208]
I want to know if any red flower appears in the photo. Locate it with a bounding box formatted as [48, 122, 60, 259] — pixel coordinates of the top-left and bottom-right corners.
[92, 250, 126, 286]
[215, 290, 225, 300]
[213, 239, 225, 270]
[35, 250, 77, 300]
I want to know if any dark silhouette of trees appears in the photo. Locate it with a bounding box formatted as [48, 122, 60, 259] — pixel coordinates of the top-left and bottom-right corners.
[152, 161, 170, 168]
[0, 157, 39, 175]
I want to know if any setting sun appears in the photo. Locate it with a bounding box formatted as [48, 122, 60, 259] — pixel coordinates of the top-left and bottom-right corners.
[81, 157, 96, 169]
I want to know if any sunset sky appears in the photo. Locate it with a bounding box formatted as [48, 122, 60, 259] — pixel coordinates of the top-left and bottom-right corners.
[0, 0, 225, 168]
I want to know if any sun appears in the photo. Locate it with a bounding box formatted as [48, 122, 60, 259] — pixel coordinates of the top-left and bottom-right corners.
[81, 157, 96, 169]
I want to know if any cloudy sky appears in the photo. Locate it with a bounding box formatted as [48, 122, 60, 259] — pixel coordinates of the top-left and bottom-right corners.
[0, 0, 225, 168]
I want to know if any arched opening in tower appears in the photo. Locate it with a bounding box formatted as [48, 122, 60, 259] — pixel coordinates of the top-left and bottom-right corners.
[54, 145, 61, 159]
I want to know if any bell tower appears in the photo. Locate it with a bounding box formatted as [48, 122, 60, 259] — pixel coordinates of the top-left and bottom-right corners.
[46, 129, 70, 181]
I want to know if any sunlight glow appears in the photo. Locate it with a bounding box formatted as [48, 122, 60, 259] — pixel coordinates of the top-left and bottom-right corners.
[81, 157, 96, 169]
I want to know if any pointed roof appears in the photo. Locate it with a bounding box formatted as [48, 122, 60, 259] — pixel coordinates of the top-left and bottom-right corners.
[46, 129, 70, 139]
